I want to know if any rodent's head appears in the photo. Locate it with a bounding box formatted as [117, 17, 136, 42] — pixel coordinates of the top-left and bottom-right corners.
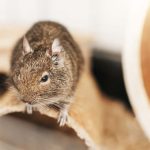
[11, 37, 71, 106]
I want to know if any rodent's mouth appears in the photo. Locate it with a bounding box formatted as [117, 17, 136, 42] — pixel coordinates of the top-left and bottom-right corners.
[22, 98, 38, 105]
[22, 99, 32, 104]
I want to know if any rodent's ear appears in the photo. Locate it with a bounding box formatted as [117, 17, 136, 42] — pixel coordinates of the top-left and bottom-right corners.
[23, 36, 33, 55]
[46, 38, 64, 68]
[51, 38, 63, 54]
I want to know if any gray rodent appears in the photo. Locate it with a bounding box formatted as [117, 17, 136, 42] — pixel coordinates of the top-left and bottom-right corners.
[10, 21, 84, 126]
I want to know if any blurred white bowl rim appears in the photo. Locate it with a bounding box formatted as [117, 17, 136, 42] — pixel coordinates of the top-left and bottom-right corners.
[122, 0, 150, 139]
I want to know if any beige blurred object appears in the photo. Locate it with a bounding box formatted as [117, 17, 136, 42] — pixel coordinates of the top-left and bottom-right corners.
[0, 26, 150, 150]
[141, 6, 150, 102]
[123, 0, 150, 140]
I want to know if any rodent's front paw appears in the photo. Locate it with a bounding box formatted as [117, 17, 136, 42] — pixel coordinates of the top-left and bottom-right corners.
[26, 103, 33, 114]
[57, 109, 68, 127]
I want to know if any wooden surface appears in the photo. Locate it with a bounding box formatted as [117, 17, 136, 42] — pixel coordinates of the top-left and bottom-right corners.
[0, 27, 150, 150]
[141, 6, 150, 99]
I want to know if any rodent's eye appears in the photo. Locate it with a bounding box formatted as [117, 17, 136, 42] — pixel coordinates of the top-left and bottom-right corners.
[40, 71, 50, 84]
[41, 75, 49, 82]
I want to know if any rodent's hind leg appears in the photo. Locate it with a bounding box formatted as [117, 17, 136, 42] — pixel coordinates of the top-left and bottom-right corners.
[57, 106, 69, 127]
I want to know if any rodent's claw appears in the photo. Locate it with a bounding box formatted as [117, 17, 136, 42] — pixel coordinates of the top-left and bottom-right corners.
[57, 109, 68, 127]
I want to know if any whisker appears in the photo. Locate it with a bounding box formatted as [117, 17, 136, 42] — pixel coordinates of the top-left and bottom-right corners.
[36, 102, 50, 112]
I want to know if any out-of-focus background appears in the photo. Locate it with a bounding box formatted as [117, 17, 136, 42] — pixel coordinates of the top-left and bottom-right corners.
[0, 0, 130, 52]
